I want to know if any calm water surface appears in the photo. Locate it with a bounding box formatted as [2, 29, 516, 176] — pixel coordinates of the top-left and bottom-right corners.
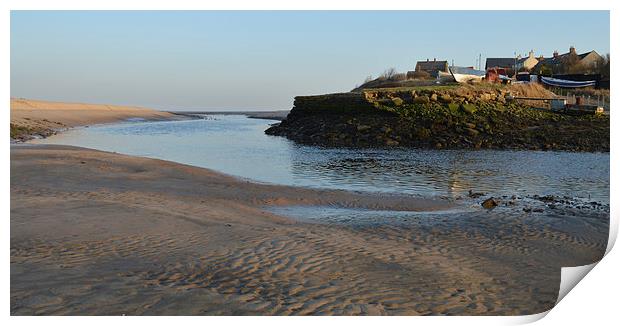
[32, 115, 610, 204]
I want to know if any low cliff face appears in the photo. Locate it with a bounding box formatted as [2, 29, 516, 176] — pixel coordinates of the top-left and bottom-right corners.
[265, 84, 609, 152]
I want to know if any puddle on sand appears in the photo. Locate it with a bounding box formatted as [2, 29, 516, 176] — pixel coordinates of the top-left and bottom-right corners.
[265, 205, 475, 226]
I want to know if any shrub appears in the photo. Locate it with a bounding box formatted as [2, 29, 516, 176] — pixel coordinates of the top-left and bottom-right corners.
[381, 67, 398, 80]
[412, 70, 432, 80]
[390, 73, 407, 81]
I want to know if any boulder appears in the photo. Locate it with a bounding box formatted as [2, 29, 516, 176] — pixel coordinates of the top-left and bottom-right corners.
[413, 95, 430, 104]
[391, 97, 404, 106]
[380, 126, 392, 134]
[385, 139, 399, 146]
[356, 125, 372, 132]
[461, 103, 477, 114]
[439, 94, 452, 103]
[465, 128, 479, 136]
[463, 122, 476, 129]
[479, 93, 492, 101]
[482, 197, 498, 209]
[448, 103, 460, 114]
[416, 127, 431, 139]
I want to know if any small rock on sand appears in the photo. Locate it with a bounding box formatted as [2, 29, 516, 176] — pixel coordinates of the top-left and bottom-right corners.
[481, 197, 498, 209]
[468, 190, 485, 198]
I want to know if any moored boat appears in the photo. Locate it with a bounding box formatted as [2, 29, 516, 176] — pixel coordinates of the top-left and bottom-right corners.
[436, 70, 456, 83]
[449, 66, 486, 83]
[540, 76, 596, 88]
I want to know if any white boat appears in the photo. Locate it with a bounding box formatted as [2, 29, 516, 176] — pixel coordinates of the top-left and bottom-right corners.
[449, 66, 486, 83]
[436, 71, 456, 83]
[540, 76, 596, 88]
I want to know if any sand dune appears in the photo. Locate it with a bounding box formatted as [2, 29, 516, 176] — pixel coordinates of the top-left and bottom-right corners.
[10, 145, 608, 315]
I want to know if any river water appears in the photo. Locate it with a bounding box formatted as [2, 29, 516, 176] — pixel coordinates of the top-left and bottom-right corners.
[27, 114, 611, 314]
[31, 114, 609, 204]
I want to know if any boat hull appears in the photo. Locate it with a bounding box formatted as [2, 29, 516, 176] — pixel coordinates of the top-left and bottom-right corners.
[449, 66, 486, 84]
[437, 71, 456, 83]
[540, 76, 596, 88]
[451, 73, 484, 83]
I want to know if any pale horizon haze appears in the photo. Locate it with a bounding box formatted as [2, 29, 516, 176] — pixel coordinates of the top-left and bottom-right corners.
[11, 10, 610, 111]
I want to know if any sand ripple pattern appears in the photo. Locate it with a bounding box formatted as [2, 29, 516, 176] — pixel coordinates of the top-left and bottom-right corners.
[10, 146, 609, 315]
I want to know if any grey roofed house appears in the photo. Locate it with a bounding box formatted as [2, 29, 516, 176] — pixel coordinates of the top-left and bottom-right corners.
[415, 59, 449, 74]
[485, 58, 516, 70]
[533, 47, 604, 72]
[535, 50, 573, 67]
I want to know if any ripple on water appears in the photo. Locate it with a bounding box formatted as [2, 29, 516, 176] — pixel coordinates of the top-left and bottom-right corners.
[31, 114, 610, 204]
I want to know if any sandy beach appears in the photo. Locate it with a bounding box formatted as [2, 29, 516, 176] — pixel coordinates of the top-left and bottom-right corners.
[11, 143, 608, 315]
[9, 10, 612, 319]
[10, 98, 176, 140]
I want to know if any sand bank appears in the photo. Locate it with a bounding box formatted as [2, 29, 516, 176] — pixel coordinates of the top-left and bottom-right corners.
[174, 110, 290, 121]
[11, 145, 608, 315]
[10, 98, 177, 140]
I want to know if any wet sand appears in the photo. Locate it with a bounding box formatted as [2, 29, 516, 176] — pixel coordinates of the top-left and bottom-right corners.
[11, 145, 608, 315]
[173, 110, 290, 121]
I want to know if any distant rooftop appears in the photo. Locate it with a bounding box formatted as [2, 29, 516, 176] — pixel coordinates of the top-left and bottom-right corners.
[415, 59, 449, 72]
[537, 47, 597, 65]
[485, 58, 516, 70]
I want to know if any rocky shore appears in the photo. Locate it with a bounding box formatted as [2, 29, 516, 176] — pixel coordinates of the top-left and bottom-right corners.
[265, 84, 609, 152]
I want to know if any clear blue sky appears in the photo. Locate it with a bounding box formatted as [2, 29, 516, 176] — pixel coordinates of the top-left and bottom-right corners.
[11, 11, 609, 111]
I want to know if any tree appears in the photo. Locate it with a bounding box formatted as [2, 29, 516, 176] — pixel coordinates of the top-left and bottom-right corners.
[600, 53, 610, 77]
[561, 51, 581, 73]
[537, 65, 553, 76]
[381, 67, 398, 80]
[566, 61, 585, 74]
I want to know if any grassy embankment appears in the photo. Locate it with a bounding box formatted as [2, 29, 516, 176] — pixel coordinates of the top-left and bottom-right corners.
[266, 83, 609, 152]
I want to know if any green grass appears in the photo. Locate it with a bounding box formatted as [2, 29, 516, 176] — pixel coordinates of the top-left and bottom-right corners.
[10, 123, 53, 140]
[360, 85, 461, 92]
[10, 123, 34, 139]
[359, 82, 513, 93]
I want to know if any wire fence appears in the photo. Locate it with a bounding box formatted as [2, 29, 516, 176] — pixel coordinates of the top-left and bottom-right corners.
[553, 88, 610, 111]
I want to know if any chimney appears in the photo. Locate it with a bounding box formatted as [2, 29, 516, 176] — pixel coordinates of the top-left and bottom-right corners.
[433, 58, 436, 61]
[426, 58, 429, 62]
[529, 50, 534, 58]
[569, 46, 576, 54]
[553, 50, 559, 58]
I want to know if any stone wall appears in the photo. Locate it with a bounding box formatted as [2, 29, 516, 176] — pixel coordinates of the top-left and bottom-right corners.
[266, 84, 609, 152]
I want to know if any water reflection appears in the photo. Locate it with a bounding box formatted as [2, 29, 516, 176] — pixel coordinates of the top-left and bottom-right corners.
[287, 146, 608, 202]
